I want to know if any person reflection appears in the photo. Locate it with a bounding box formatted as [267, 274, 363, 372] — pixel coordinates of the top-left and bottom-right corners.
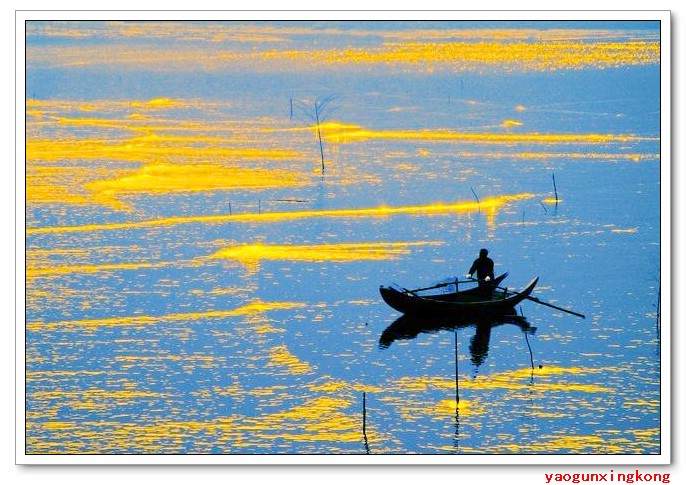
[469, 322, 492, 368]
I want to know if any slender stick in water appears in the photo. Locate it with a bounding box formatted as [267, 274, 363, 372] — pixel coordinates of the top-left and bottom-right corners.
[470, 186, 480, 211]
[524, 329, 536, 383]
[315, 108, 325, 173]
[540, 200, 548, 214]
[524, 331, 535, 370]
[454, 331, 460, 405]
[362, 392, 370, 454]
[453, 331, 461, 451]
[362, 392, 366, 434]
[552, 172, 559, 207]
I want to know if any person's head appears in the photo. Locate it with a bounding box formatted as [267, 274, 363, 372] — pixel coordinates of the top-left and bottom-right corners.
[479, 248, 488, 258]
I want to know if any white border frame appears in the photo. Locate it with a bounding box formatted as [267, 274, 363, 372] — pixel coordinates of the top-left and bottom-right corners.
[15, 9, 671, 466]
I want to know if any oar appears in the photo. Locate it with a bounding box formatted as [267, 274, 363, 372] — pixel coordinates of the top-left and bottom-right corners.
[497, 283, 585, 319]
[522, 293, 585, 319]
[465, 277, 585, 318]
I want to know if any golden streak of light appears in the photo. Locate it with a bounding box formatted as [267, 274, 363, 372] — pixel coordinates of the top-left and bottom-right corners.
[316, 122, 654, 144]
[26, 184, 90, 206]
[377, 394, 483, 423]
[239, 396, 360, 443]
[452, 151, 659, 162]
[25, 242, 438, 281]
[305, 41, 660, 70]
[210, 241, 442, 265]
[84, 163, 309, 210]
[501, 119, 523, 128]
[25, 98, 247, 131]
[26, 158, 306, 211]
[629, 427, 661, 439]
[267, 345, 313, 375]
[26, 300, 306, 332]
[306, 379, 383, 394]
[27, 193, 534, 235]
[624, 399, 660, 408]
[130, 98, 183, 109]
[27, 39, 659, 72]
[27, 97, 187, 115]
[26, 137, 299, 163]
[25, 163, 136, 207]
[26, 260, 174, 279]
[435, 398, 480, 415]
[392, 365, 615, 394]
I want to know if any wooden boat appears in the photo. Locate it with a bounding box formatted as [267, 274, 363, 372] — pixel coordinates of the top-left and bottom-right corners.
[379, 274, 539, 317]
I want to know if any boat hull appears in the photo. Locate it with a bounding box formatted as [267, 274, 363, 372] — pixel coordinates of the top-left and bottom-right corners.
[379, 277, 539, 317]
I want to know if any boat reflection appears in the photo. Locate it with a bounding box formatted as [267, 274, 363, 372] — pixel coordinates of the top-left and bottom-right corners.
[379, 312, 536, 367]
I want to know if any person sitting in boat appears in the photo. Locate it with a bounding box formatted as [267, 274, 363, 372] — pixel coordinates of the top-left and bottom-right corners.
[467, 248, 495, 295]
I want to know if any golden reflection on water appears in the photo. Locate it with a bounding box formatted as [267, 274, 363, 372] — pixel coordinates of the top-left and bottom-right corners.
[27, 193, 534, 235]
[385, 365, 615, 409]
[26, 300, 306, 332]
[459, 428, 661, 454]
[27, 34, 659, 73]
[25, 353, 658, 453]
[26, 260, 175, 279]
[27, 376, 376, 452]
[211, 241, 442, 266]
[372, 364, 658, 454]
[267, 345, 313, 375]
[86, 163, 308, 210]
[451, 151, 659, 162]
[318, 122, 655, 144]
[25, 93, 653, 221]
[302, 41, 659, 71]
[378, 394, 483, 423]
[25, 240, 442, 281]
[233, 397, 364, 446]
[27, 136, 299, 164]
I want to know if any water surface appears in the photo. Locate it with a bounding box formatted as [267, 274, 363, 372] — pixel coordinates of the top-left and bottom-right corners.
[24, 20, 662, 456]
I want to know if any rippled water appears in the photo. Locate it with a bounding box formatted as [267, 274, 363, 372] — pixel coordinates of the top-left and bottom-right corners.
[23, 20, 662, 457]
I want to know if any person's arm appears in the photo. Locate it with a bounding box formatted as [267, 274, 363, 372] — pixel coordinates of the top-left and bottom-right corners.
[467, 260, 477, 277]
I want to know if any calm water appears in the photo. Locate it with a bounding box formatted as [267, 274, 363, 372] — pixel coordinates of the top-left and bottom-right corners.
[24, 20, 662, 456]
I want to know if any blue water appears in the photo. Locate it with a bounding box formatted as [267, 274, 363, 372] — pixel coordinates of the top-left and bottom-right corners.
[24, 20, 662, 456]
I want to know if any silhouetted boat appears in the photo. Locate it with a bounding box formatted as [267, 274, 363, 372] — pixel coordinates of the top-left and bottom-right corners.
[379, 275, 539, 317]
